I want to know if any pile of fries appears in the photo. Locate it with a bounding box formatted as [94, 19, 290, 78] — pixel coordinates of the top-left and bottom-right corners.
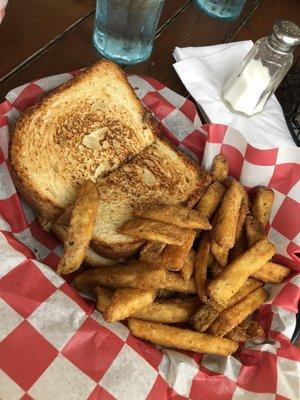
[54, 154, 290, 357]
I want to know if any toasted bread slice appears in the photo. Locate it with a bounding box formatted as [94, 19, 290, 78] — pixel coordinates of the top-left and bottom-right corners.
[91, 138, 210, 258]
[10, 60, 158, 220]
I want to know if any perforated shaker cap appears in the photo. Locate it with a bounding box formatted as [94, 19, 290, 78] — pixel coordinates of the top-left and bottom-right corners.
[268, 20, 300, 53]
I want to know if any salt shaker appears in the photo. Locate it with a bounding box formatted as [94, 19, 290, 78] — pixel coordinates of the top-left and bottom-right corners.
[222, 20, 300, 117]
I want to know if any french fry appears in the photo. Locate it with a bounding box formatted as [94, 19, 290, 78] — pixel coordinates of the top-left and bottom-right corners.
[209, 287, 268, 337]
[134, 297, 201, 324]
[104, 288, 156, 322]
[195, 182, 225, 219]
[210, 240, 229, 267]
[245, 215, 265, 246]
[210, 259, 224, 278]
[210, 154, 228, 183]
[96, 290, 200, 324]
[56, 207, 72, 226]
[212, 180, 243, 249]
[37, 215, 52, 231]
[211, 277, 263, 312]
[118, 217, 190, 245]
[128, 318, 238, 356]
[156, 289, 176, 299]
[252, 262, 290, 283]
[208, 239, 276, 304]
[245, 320, 265, 339]
[73, 262, 166, 291]
[194, 235, 210, 302]
[230, 228, 247, 261]
[164, 272, 197, 294]
[252, 187, 274, 228]
[226, 320, 264, 342]
[180, 249, 196, 281]
[160, 230, 196, 271]
[240, 185, 250, 213]
[235, 201, 248, 241]
[192, 278, 262, 332]
[52, 222, 119, 267]
[133, 205, 212, 230]
[191, 303, 220, 332]
[57, 180, 99, 275]
[95, 287, 114, 313]
[140, 241, 166, 264]
[140, 231, 196, 271]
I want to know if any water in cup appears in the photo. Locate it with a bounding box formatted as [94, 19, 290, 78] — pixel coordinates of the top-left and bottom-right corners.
[93, 0, 165, 65]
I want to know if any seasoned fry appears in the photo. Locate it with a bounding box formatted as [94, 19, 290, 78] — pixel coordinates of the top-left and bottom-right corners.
[160, 230, 196, 271]
[194, 235, 210, 302]
[245, 320, 265, 339]
[213, 180, 243, 248]
[208, 239, 276, 304]
[56, 207, 72, 226]
[211, 278, 263, 312]
[98, 295, 200, 323]
[133, 205, 212, 230]
[195, 182, 225, 219]
[37, 215, 52, 231]
[230, 228, 247, 261]
[191, 303, 220, 332]
[73, 262, 166, 291]
[226, 320, 264, 342]
[51, 221, 69, 241]
[209, 287, 268, 337]
[252, 187, 274, 228]
[57, 180, 99, 275]
[140, 241, 166, 264]
[210, 154, 228, 183]
[210, 259, 224, 278]
[140, 231, 196, 271]
[134, 297, 201, 324]
[192, 278, 262, 332]
[180, 249, 196, 281]
[52, 222, 118, 267]
[118, 217, 190, 245]
[245, 215, 265, 246]
[252, 261, 290, 283]
[156, 289, 176, 299]
[104, 288, 156, 322]
[128, 318, 238, 356]
[211, 240, 229, 267]
[235, 201, 248, 241]
[164, 272, 197, 294]
[95, 287, 114, 313]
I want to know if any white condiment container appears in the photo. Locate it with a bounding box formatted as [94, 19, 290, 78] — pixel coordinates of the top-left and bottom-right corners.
[222, 20, 300, 117]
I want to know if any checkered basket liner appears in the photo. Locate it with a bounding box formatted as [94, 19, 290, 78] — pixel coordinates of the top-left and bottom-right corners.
[0, 71, 299, 400]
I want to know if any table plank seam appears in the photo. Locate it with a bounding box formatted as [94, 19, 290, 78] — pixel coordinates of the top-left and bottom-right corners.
[0, 8, 96, 86]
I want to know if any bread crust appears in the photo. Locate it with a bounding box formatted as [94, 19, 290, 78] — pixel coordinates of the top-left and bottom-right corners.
[91, 238, 144, 259]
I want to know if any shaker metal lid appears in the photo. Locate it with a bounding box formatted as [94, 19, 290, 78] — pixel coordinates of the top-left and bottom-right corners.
[269, 20, 300, 53]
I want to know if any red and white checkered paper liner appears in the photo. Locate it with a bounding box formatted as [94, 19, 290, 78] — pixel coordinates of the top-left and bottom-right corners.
[0, 72, 300, 400]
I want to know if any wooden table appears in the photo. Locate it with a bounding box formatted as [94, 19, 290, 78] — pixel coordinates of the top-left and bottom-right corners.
[1, 0, 299, 343]
[1, 0, 299, 101]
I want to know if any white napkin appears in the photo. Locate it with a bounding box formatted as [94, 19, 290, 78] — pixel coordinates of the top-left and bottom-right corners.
[173, 41, 295, 148]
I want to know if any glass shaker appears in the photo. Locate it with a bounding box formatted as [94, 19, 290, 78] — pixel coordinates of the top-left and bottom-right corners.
[93, 0, 165, 65]
[222, 20, 300, 117]
[194, 0, 247, 21]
